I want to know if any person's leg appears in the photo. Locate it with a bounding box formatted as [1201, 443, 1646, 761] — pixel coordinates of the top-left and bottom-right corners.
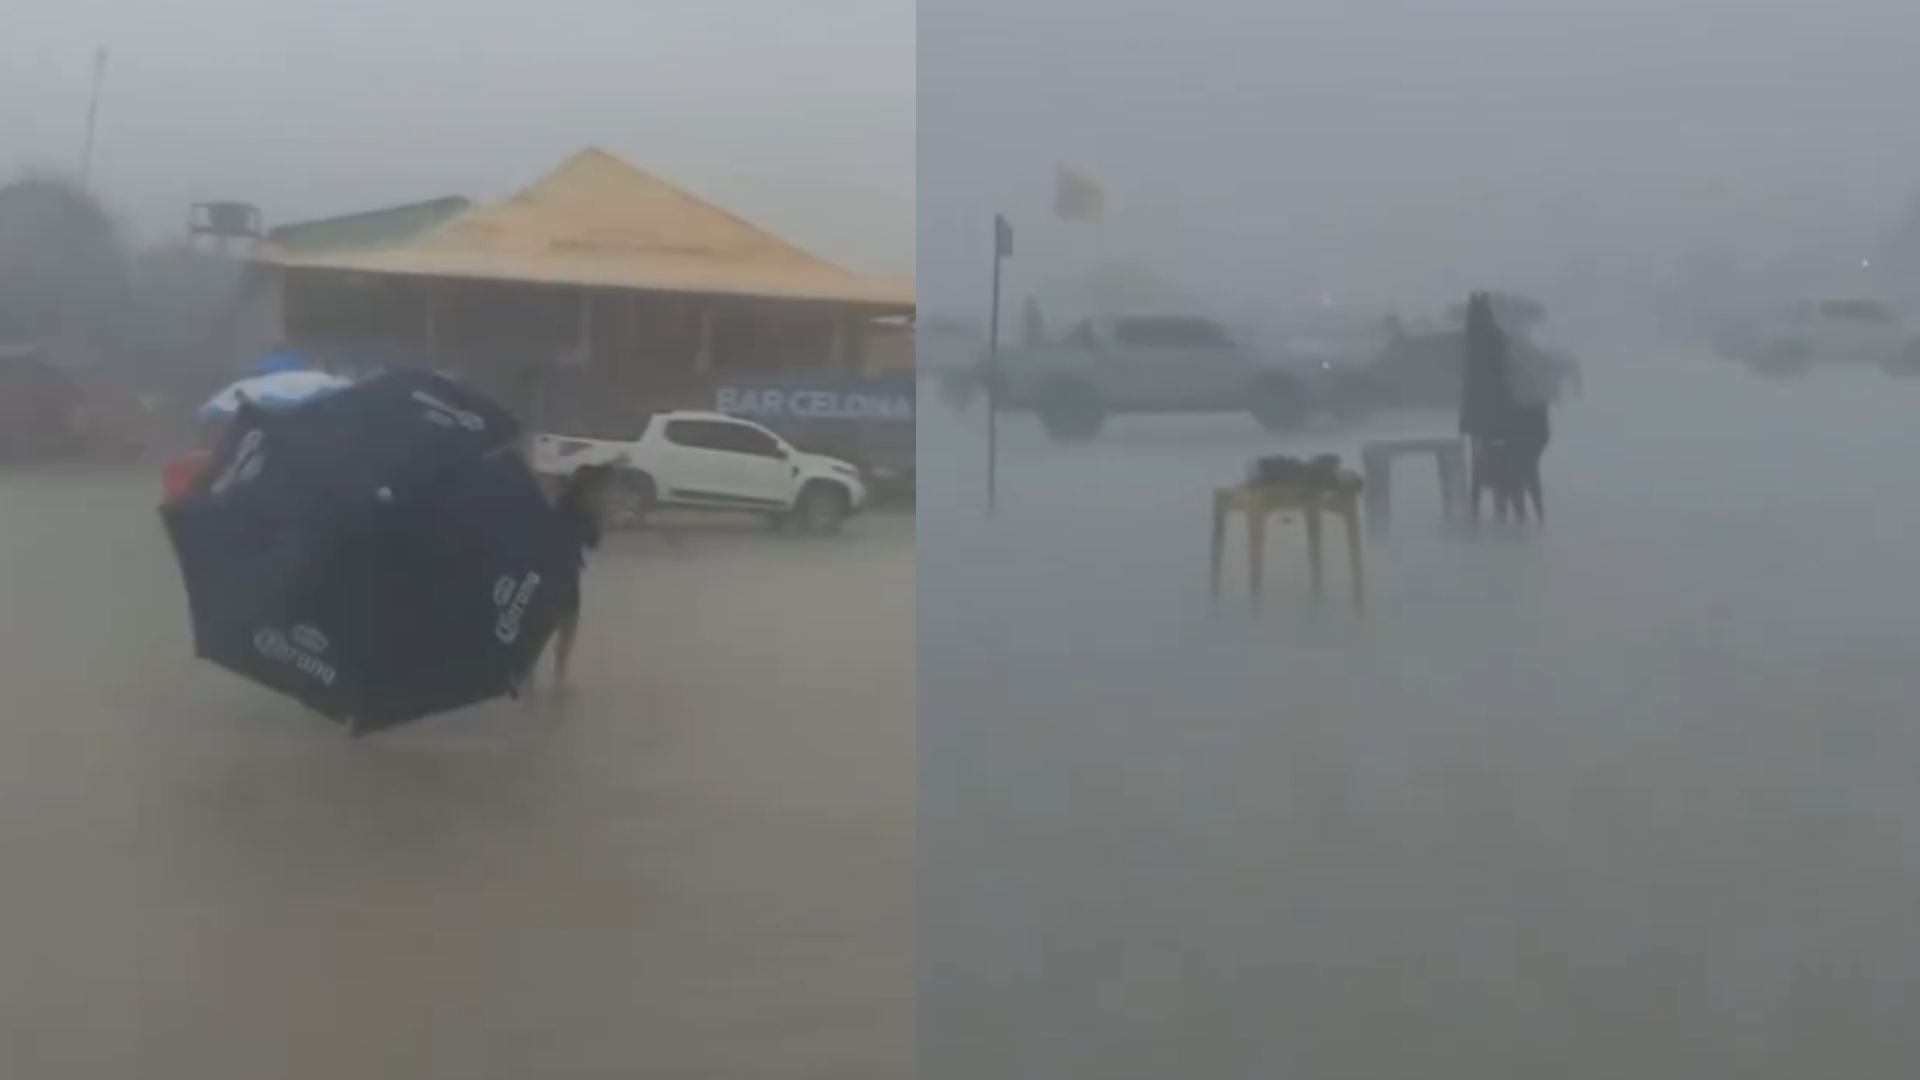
[1468, 438, 1486, 521]
[1513, 447, 1533, 522]
[1525, 449, 1545, 523]
[552, 609, 580, 685]
[1486, 440, 1513, 522]
[1496, 442, 1522, 522]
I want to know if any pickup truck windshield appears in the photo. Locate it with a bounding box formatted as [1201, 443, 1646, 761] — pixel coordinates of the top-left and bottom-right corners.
[1111, 318, 1232, 349]
[1819, 300, 1892, 323]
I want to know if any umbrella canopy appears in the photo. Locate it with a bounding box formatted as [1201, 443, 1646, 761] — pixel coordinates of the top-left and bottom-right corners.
[162, 371, 579, 735]
[1447, 292, 1547, 334]
[252, 348, 312, 376]
[1509, 343, 1568, 406]
[200, 370, 352, 422]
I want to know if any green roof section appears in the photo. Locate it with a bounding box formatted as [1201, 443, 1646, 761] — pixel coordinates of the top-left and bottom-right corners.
[266, 196, 471, 255]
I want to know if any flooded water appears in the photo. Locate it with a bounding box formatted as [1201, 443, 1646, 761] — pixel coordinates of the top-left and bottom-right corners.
[0, 483, 912, 1079]
[919, 351, 1920, 1077]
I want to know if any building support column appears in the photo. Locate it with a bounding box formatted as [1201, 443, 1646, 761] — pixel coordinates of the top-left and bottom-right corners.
[423, 282, 439, 356]
[576, 288, 594, 365]
[693, 303, 715, 373]
[830, 315, 848, 372]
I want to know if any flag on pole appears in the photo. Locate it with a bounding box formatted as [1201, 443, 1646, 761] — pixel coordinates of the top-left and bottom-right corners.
[994, 213, 1014, 259]
[1054, 166, 1106, 221]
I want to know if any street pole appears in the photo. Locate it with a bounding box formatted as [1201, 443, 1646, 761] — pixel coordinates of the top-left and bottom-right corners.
[987, 213, 1011, 515]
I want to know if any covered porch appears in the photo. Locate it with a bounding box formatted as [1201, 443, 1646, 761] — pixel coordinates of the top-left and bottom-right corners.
[258, 148, 914, 433]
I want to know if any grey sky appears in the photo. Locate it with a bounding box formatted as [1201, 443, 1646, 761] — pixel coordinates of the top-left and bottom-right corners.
[1, 0, 914, 276]
[920, 0, 1920, 317]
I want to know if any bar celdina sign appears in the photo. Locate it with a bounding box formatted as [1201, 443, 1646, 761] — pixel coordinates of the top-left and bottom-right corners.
[714, 376, 915, 425]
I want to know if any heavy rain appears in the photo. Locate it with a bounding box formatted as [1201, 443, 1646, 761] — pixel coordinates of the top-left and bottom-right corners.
[2, 0, 911, 1076]
[921, 0, 1920, 1076]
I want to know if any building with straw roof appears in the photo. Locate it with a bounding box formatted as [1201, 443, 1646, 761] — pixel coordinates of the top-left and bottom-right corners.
[250, 149, 914, 439]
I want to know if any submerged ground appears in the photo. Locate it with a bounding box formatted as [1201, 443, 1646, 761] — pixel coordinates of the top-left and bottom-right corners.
[0, 488, 912, 1079]
[920, 349, 1920, 1077]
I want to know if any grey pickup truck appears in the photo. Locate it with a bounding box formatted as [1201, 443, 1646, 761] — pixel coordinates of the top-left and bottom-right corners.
[988, 313, 1323, 440]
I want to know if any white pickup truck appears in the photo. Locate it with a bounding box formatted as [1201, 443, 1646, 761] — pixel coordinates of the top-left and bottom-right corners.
[1717, 298, 1920, 377]
[531, 410, 868, 533]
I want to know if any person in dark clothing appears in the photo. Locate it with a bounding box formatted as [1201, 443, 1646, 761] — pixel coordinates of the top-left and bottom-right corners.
[1480, 432, 1526, 523]
[1508, 400, 1550, 523]
[544, 464, 612, 689]
[1458, 291, 1520, 521]
[1502, 336, 1560, 525]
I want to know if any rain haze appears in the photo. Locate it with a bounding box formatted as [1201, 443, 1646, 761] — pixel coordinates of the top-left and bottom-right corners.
[920, 0, 1920, 315]
[921, 0, 1920, 1076]
[2, 0, 914, 275]
[1, 1, 914, 1077]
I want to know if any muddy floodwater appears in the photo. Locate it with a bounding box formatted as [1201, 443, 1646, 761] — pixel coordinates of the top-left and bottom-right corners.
[920, 350, 1920, 1078]
[0, 481, 912, 1079]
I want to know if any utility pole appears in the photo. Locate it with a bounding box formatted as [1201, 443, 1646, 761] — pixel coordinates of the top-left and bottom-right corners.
[79, 48, 108, 193]
[986, 213, 1012, 515]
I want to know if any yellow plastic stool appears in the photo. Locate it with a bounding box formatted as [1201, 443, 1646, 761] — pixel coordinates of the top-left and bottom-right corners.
[1209, 483, 1365, 612]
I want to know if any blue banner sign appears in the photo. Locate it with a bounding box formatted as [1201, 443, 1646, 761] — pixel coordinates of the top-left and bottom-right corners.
[713, 375, 915, 426]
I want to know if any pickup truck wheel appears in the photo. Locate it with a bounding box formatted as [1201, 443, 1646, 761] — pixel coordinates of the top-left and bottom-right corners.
[1320, 373, 1378, 424]
[1752, 338, 1813, 378]
[604, 471, 656, 529]
[1036, 377, 1105, 441]
[1883, 341, 1920, 378]
[1249, 373, 1309, 432]
[792, 482, 850, 535]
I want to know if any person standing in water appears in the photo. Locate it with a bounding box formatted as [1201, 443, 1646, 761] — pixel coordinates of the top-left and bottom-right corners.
[1507, 349, 1555, 523]
[541, 463, 613, 691]
[1458, 292, 1521, 522]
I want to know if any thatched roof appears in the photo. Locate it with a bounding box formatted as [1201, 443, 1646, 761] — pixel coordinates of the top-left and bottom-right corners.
[260, 150, 911, 311]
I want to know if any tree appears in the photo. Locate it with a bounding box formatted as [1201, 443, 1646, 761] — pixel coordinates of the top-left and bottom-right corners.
[0, 175, 132, 354]
[0, 176, 274, 398]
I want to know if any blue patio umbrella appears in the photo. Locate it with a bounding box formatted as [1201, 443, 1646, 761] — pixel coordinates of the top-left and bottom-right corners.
[161, 370, 578, 735]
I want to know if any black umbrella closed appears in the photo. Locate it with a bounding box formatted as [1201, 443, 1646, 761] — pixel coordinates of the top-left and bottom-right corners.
[1458, 291, 1516, 438]
[161, 370, 579, 736]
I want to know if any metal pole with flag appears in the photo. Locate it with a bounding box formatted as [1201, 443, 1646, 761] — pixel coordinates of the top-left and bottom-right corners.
[987, 213, 1012, 514]
[1054, 166, 1106, 223]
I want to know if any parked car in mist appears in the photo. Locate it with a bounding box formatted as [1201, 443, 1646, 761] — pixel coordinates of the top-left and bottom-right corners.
[1716, 298, 1920, 377]
[988, 313, 1323, 440]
